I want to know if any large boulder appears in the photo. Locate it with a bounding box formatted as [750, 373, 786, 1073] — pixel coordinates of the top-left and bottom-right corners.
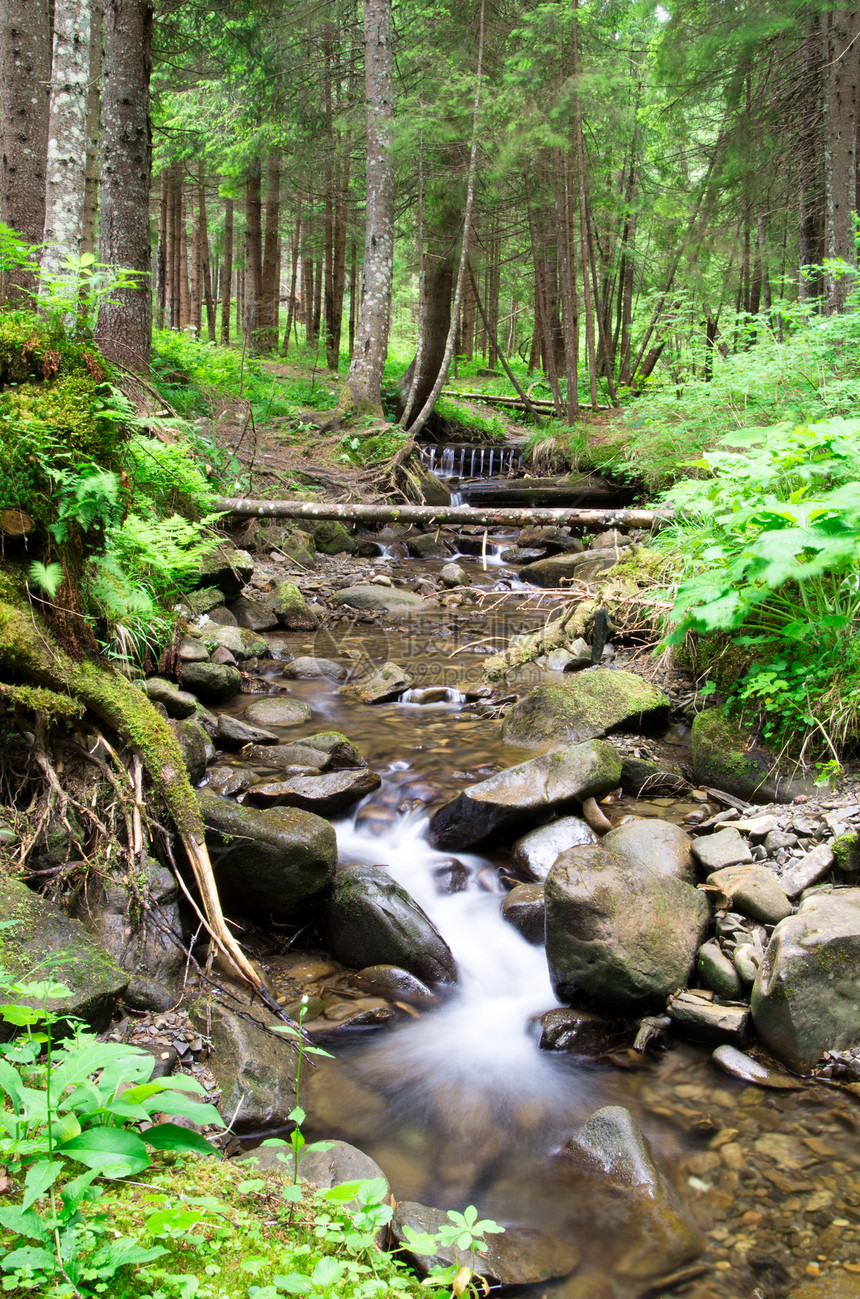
[511, 816, 597, 881]
[273, 581, 318, 630]
[601, 818, 695, 883]
[193, 543, 254, 599]
[243, 696, 314, 728]
[198, 623, 268, 661]
[310, 521, 358, 555]
[501, 670, 669, 751]
[330, 584, 426, 614]
[344, 661, 412, 703]
[197, 789, 336, 921]
[0, 875, 127, 1033]
[179, 661, 242, 704]
[751, 889, 860, 1071]
[428, 740, 622, 851]
[189, 998, 299, 1130]
[243, 768, 382, 816]
[169, 717, 215, 783]
[325, 864, 457, 985]
[545, 843, 710, 1014]
[691, 708, 818, 802]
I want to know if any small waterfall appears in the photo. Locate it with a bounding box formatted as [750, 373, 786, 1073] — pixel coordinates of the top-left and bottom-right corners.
[418, 444, 524, 481]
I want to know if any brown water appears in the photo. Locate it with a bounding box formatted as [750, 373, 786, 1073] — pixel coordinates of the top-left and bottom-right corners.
[207, 552, 860, 1298]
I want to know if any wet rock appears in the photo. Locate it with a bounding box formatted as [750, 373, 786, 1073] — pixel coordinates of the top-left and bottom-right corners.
[189, 998, 297, 1130]
[205, 604, 237, 626]
[692, 708, 819, 802]
[391, 1201, 579, 1287]
[711, 1044, 804, 1089]
[211, 645, 238, 666]
[180, 661, 242, 704]
[273, 581, 318, 630]
[521, 549, 622, 587]
[243, 768, 382, 816]
[230, 594, 280, 632]
[439, 562, 470, 588]
[500, 546, 547, 564]
[620, 756, 689, 796]
[267, 636, 295, 662]
[431, 858, 469, 893]
[244, 696, 314, 728]
[142, 677, 198, 718]
[666, 990, 751, 1045]
[199, 623, 269, 661]
[203, 766, 252, 797]
[602, 818, 695, 883]
[697, 939, 744, 999]
[344, 661, 412, 703]
[558, 1106, 702, 1281]
[169, 717, 215, 783]
[216, 714, 280, 749]
[265, 525, 316, 569]
[500, 670, 669, 751]
[309, 520, 357, 555]
[242, 742, 329, 771]
[184, 586, 226, 616]
[691, 827, 753, 872]
[751, 888, 860, 1070]
[0, 874, 127, 1033]
[511, 816, 598, 881]
[429, 740, 623, 851]
[197, 788, 336, 921]
[502, 882, 545, 944]
[538, 1008, 629, 1055]
[178, 635, 210, 662]
[545, 843, 710, 1014]
[407, 534, 450, 559]
[194, 543, 254, 599]
[732, 942, 761, 985]
[330, 583, 426, 614]
[779, 841, 835, 898]
[325, 864, 457, 985]
[706, 864, 792, 924]
[351, 965, 440, 1008]
[281, 656, 347, 682]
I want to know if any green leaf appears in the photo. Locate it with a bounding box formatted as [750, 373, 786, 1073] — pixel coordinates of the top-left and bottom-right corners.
[0, 1206, 50, 1242]
[143, 1123, 216, 1155]
[270, 1275, 313, 1295]
[141, 1092, 224, 1127]
[0, 1244, 55, 1273]
[60, 1126, 150, 1176]
[22, 1158, 63, 1210]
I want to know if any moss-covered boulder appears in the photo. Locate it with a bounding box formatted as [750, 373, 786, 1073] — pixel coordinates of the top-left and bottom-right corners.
[545, 843, 710, 1015]
[691, 708, 818, 802]
[411, 464, 452, 506]
[325, 864, 457, 984]
[199, 623, 269, 661]
[501, 670, 669, 751]
[330, 583, 426, 614]
[179, 661, 242, 704]
[311, 521, 357, 555]
[193, 544, 254, 599]
[189, 997, 300, 1130]
[429, 740, 622, 851]
[197, 789, 336, 921]
[169, 716, 215, 783]
[264, 526, 316, 570]
[751, 889, 860, 1071]
[0, 874, 127, 1032]
[273, 581, 318, 630]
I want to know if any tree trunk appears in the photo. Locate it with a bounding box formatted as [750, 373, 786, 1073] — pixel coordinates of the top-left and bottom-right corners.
[281, 194, 302, 354]
[798, 11, 824, 300]
[178, 182, 190, 331]
[556, 149, 580, 422]
[155, 169, 167, 329]
[0, 0, 51, 301]
[823, 7, 859, 312]
[214, 497, 672, 529]
[260, 151, 281, 351]
[80, 0, 102, 261]
[243, 159, 263, 351]
[96, 0, 153, 370]
[190, 179, 201, 335]
[220, 195, 233, 344]
[198, 163, 215, 342]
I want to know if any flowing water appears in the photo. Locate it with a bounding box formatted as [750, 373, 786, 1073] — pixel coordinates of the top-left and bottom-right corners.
[213, 545, 860, 1297]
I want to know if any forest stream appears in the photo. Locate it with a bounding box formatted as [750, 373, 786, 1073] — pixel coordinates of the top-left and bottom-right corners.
[197, 538, 860, 1299]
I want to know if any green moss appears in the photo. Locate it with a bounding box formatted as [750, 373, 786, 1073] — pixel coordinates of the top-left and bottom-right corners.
[831, 831, 860, 873]
[0, 681, 83, 719]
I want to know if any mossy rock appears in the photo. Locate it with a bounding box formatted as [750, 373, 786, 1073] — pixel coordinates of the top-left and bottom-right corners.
[501, 670, 670, 751]
[0, 873, 127, 1034]
[832, 830, 860, 874]
[310, 520, 357, 555]
[263, 525, 316, 569]
[274, 581, 318, 630]
[691, 708, 818, 803]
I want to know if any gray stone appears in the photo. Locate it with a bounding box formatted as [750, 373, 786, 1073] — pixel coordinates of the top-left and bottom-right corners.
[765, 829, 799, 853]
[751, 889, 860, 1070]
[602, 818, 695, 883]
[330, 583, 426, 614]
[344, 661, 412, 703]
[501, 882, 545, 944]
[429, 740, 623, 851]
[230, 595, 280, 632]
[242, 743, 329, 771]
[521, 549, 622, 588]
[544, 648, 575, 671]
[195, 544, 254, 599]
[273, 582, 318, 630]
[707, 865, 792, 924]
[619, 756, 689, 797]
[697, 939, 744, 999]
[217, 715, 280, 749]
[511, 816, 597, 881]
[178, 635, 210, 662]
[691, 708, 819, 803]
[73, 857, 183, 995]
[310, 521, 358, 555]
[244, 696, 314, 728]
[538, 1008, 629, 1056]
[667, 990, 752, 1046]
[142, 677, 198, 719]
[205, 605, 238, 626]
[439, 562, 470, 588]
[325, 864, 457, 985]
[169, 717, 215, 783]
[243, 768, 382, 816]
[351, 965, 439, 1008]
[392, 1200, 579, 1287]
[691, 828, 753, 872]
[711, 1044, 804, 1089]
[180, 661, 242, 704]
[281, 656, 347, 682]
[501, 670, 669, 751]
[561, 1105, 661, 1188]
[189, 999, 297, 1130]
[203, 766, 252, 797]
[732, 943, 761, 985]
[545, 843, 711, 1015]
[199, 623, 268, 661]
[779, 842, 835, 898]
[406, 534, 450, 559]
[211, 645, 238, 666]
[0, 875, 127, 1034]
[198, 788, 336, 921]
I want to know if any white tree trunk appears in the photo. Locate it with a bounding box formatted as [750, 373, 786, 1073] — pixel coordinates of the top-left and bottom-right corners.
[39, 0, 92, 287]
[339, 0, 394, 415]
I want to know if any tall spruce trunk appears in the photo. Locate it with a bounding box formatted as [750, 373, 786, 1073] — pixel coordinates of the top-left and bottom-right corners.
[0, 0, 51, 300]
[155, 169, 167, 328]
[338, 0, 394, 414]
[823, 7, 859, 312]
[282, 195, 302, 354]
[260, 152, 281, 351]
[40, 0, 92, 289]
[220, 196, 233, 343]
[243, 160, 263, 351]
[198, 163, 215, 341]
[80, 0, 102, 260]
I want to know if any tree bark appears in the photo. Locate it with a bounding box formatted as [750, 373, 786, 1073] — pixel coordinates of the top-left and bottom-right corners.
[155, 169, 167, 328]
[259, 151, 280, 351]
[0, 0, 51, 300]
[220, 195, 233, 343]
[339, 0, 394, 415]
[281, 193, 302, 354]
[80, 0, 102, 261]
[213, 498, 672, 529]
[823, 7, 859, 312]
[96, 0, 153, 369]
[198, 163, 215, 342]
[243, 159, 263, 351]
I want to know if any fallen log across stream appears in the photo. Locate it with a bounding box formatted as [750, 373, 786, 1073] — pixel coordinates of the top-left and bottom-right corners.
[213, 498, 675, 529]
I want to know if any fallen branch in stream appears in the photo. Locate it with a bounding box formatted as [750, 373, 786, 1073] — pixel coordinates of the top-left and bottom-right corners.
[213, 497, 674, 529]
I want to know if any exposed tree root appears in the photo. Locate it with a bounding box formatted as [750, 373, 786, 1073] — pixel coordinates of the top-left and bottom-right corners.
[0, 575, 262, 992]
